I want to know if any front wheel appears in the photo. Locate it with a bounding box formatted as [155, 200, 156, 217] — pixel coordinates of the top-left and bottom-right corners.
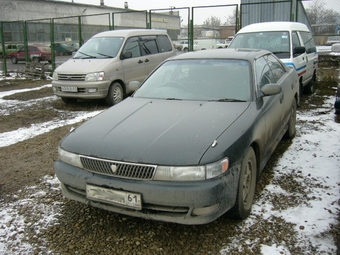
[229, 147, 257, 219]
[106, 82, 124, 106]
[304, 73, 316, 94]
[284, 99, 297, 138]
[11, 56, 18, 64]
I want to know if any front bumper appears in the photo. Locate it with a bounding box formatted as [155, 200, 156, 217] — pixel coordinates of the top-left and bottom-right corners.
[55, 160, 240, 225]
[52, 80, 111, 99]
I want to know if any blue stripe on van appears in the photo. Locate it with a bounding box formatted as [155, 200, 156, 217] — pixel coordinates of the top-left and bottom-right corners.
[284, 62, 306, 71]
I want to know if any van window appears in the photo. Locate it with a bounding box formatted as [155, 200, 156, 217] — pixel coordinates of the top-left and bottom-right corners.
[123, 37, 141, 58]
[140, 36, 159, 55]
[230, 31, 290, 58]
[157, 35, 173, 52]
[292, 31, 301, 48]
[299, 31, 316, 53]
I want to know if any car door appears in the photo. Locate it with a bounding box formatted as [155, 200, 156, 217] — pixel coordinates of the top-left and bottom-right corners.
[299, 31, 318, 84]
[121, 37, 148, 84]
[139, 35, 161, 75]
[255, 55, 284, 158]
[291, 31, 308, 82]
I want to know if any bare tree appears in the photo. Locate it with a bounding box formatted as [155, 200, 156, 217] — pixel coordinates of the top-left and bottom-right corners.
[203, 16, 221, 27]
[305, 0, 340, 34]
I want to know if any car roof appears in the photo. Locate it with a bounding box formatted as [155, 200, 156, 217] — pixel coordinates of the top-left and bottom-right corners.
[238, 21, 310, 33]
[93, 29, 168, 38]
[170, 48, 271, 61]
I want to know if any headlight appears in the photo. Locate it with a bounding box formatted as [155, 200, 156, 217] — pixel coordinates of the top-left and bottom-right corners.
[58, 147, 83, 168]
[153, 158, 229, 181]
[85, 72, 105, 81]
[52, 72, 58, 80]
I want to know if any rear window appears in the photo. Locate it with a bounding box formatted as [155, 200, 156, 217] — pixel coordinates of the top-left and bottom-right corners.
[157, 35, 173, 52]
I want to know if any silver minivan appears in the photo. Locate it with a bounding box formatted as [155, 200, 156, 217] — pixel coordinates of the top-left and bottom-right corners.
[52, 29, 176, 105]
[229, 22, 318, 95]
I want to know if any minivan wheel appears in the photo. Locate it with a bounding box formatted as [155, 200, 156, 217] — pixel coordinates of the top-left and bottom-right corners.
[106, 82, 124, 106]
[229, 147, 257, 219]
[11, 56, 18, 64]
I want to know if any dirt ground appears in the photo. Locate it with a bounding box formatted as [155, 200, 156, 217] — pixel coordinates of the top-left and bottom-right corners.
[0, 78, 109, 200]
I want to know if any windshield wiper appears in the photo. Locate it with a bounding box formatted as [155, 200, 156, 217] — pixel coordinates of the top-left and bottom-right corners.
[74, 51, 96, 58]
[97, 52, 114, 58]
[166, 98, 182, 100]
[214, 98, 247, 102]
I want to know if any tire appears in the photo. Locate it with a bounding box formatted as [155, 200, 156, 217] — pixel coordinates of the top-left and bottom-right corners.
[229, 147, 257, 219]
[183, 48, 189, 52]
[11, 56, 18, 64]
[106, 82, 124, 106]
[304, 73, 316, 94]
[284, 99, 297, 138]
[32, 57, 40, 63]
[61, 97, 77, 104]
[60, 51, 64, 56]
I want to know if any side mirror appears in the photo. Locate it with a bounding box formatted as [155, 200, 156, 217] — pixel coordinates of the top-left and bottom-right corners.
[128, 81, 141, 92]
[121, 51, 132, 60]
[293, 46, 306, 56]
[261, 84, 282, 96]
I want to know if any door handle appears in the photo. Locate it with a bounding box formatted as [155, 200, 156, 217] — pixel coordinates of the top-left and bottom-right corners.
[138, 60, 143, 64]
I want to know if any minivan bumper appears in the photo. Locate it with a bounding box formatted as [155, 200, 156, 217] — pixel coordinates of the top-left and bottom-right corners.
[52, 80, 111, 99]
[55, 159, 240, 225]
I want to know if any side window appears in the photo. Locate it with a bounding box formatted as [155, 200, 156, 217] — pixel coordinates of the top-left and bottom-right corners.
[300, 31, 316, 53]
[292, 31, 301, 48]
[265, 54, 286, 82]
[122, 37, 141, 58]
[140, 36, 159, 55]
[157, 35, 173, 52]
[255, 57, 274, 89]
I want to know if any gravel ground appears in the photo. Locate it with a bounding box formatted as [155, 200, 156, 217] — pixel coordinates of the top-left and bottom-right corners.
[0, 65, 339, 254]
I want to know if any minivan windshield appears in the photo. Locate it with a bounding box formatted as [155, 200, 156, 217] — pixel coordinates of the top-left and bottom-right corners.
[73, 37, 124, 59]
[229, 31, 291, 58]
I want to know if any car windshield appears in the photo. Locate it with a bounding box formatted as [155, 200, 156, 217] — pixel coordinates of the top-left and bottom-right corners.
[73, 37, 124, 59]
[133, 59, 251, 101]
[229, 31, 290, 58]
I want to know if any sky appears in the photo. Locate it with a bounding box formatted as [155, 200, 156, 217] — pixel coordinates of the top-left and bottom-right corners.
[0, 72, 339, 253]
[55, 0, 340, 12]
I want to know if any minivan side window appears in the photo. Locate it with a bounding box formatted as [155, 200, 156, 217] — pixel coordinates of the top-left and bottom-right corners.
[140, 36, 159, 55]
[123, 37, 141, 58]
[299, 31, 316, 53]
[157, 35, 173, 52]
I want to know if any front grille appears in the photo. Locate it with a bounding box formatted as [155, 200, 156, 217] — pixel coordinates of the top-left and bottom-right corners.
[80, 156, 156, 180]
[58, 74, 86, 81]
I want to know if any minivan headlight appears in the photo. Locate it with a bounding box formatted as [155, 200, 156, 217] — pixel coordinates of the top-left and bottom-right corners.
[153, 158, 229, 181]
[58, 147, 83, 168]
[85, 72, 105, 81]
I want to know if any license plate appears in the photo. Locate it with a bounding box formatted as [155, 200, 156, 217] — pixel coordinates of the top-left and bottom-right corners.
[86, 184, 142, 210]
[61, 86, 77, 92]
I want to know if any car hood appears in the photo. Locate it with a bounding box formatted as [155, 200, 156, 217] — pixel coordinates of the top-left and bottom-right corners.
[61, 98, 250, 165]
[55, 58, 114, 73]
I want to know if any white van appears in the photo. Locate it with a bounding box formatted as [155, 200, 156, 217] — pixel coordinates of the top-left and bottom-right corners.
[228, 22, 318, 94]
[52, 29, 176, 105]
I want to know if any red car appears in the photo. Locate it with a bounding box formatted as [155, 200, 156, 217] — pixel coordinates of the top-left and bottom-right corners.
[9, 45, 52, 64]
